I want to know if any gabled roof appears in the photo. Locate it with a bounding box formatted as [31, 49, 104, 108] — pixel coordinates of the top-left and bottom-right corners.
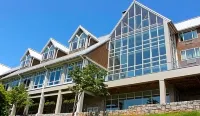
[1, 35, 110, 80]
[68, 25, 99, 43]
[109, 0, 171, 36]
[41, 38, 69, 54]
[21, 48, 42, 61]
[175, 16, 200, 31]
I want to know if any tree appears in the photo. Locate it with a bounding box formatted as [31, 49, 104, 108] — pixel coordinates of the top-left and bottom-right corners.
[0, 84, 11, 116]
[9, 84, 33, 115]
[69, 64, 109, 116]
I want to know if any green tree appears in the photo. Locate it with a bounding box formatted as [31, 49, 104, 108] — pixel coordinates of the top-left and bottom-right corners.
[69, 64, 109, 116]
[0, 84, 11, 116]
[9, 84, 33, 115]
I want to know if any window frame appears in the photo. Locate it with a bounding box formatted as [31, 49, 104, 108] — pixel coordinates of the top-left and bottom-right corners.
[42, 45, 56, 61]
[180, 47, 200, 61]
[21, 54, 32, 68]
[70, 32, 87, 51]
[179, 30, 198, 41]
[47, 67, 63, 86]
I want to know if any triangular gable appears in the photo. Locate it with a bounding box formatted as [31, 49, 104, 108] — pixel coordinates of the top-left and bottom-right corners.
[20, 48, 42, 61]
[68, 25, 99, 43]
[109, 1, 171, 37]
[41, 38, 69, 54]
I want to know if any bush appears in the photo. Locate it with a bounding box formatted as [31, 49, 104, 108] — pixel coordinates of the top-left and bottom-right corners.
[0, 84, 11, 116]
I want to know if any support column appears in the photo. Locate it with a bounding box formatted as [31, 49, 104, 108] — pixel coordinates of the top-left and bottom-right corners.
[23, 105, 29, 115]
[55, 90, 62, 114]
[76, 92, 84, 113]
[159, 80, 166, 104]
[10, 105, 16, 116]
[37, 93, 45, 114]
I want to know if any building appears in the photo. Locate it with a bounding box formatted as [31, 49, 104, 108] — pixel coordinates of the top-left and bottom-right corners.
[1, 0, 200, 115]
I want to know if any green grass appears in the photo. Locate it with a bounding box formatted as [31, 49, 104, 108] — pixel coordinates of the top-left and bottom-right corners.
[148, 111, 200, 116]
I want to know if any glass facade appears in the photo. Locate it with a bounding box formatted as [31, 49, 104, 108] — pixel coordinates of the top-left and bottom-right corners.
[106, 90, 170, 111]
[47, 67, 63, 86]
[65, 61, 83, 83]
[107, 4, 167, 81]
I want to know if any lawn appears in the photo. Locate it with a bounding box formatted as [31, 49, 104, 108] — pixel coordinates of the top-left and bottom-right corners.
[148, 111, 200, 116]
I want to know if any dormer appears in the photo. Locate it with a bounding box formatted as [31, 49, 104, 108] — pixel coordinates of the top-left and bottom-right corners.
[68, 26, 99, 52]
[41, 38, 69, 62]
[20, 48, 42, 68]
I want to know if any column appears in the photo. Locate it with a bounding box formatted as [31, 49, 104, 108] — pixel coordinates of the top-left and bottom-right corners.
[159, 80, 166, 104]
[55, 90, 62, 114]
[23, 105, 29, 115]
[10, 105, 16, 116]
[76, 92, 84, 113]
[37, 93, 45, 114]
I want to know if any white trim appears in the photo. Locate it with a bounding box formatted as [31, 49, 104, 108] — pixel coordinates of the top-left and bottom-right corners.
[68, 25, 99, 42]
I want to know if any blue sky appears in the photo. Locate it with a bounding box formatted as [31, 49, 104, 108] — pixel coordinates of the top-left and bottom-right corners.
[0, 0, 200, 67]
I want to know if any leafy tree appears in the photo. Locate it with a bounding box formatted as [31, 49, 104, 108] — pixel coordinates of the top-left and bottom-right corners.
[69, 64, 109, 116]
[9, 84, 33, 115]
[0, 84, 11, 116]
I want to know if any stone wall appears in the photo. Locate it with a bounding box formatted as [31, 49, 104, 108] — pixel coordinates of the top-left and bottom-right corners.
[78, 100, 200, 116]
[35, 100, 200, 116]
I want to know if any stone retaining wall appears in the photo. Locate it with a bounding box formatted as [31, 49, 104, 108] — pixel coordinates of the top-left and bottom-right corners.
[78, 100, 200, 116]
[37, 100, 200, 116]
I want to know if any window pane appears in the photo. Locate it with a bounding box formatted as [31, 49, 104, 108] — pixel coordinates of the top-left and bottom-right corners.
[142, 8, 148, 19]
[55, 70, 61, 81]
[136, 51, 142, 65]
[183, 31, 193, 41]
[49, 72, 55, 82]
[109, 57, 114, 67]
[152, 46, 159, 57]
[158, 26, 164, 36]
[159, 45, 166, 55]
[157, 17, 163, 25]
[151, 28, 157, 38]
[129, 18, 134, 32]
[136, 34, 142, 46]
[115, 56, 120, 66]
[122, 38, 127, 46]
[150, 13, 156, 25]
[195, 48, 200, 57]
[193, 31, 198, 38]
[110, 41, 114, 50]
[116, 23, 121, 36]
[143, 30, 149, 41]
[128, 53, 134, 67]
[39, 75, 45, 85]
[186, 49, 195, 59]
[142, 19, 149, 27]
[136, 15, 142, 29]
[128, 36, 134, 48]
[129, 4, 134, 17]
[121, 54, 127, 64]
[143, 49, 150, 59]
[72, 42, 77, 50]
[115, 39, 121, 48]
[135, 4, 141, 15]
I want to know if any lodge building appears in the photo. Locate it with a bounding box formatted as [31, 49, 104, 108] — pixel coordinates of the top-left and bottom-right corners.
[1, 0, 200, 115]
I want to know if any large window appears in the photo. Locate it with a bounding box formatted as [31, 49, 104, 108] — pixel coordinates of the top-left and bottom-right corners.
[65, 61, 83, 83]
[181, 48, 200, 60]
[180, 30, 198, 41]
[10, 79, 20, 89]
[42, 45, 55, 60]
[108, 3, 167, 81]
[47, 67, 63, 86]
[21, 76, 31, 89]
[70, 30, 87, 51]
[106, 90, 170, 111]
[32, 72, 45, 89]
[21, 55, 32, 68]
